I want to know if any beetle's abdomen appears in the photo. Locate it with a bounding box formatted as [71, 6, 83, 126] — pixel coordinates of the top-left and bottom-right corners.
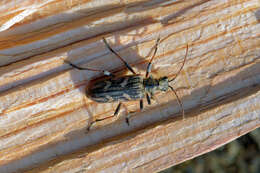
[87, 75, 145, 103]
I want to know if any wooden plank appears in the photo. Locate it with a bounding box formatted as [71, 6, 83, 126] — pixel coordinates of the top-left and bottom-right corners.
[0, 0, 259, 172]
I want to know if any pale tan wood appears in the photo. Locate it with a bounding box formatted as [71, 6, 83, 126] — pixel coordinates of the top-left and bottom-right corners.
[0, 0, 259, 172]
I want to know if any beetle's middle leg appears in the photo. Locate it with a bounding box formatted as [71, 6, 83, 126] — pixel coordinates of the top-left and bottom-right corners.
[102, 38, 136, 75]
[125, 99, 144, 125]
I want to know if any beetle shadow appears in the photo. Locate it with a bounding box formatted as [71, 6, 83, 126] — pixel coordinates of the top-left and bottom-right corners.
[65, 34, 157, 92]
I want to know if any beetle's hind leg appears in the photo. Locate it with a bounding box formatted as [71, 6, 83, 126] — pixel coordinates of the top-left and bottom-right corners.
[87, 102, 122, 131]
[64, 60, 115, 77]
[102, 38, 136, 75]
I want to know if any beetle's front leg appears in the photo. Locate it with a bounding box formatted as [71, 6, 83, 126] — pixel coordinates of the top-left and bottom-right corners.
[103, 38, 136, 75]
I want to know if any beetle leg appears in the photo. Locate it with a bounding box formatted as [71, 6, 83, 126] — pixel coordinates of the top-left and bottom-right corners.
[146, 93, 151, 105]
[125, 99, 143, 126]
[146, 37, 160, 77]
[114, 102, 122, 116]
[102, 38, 136, 75]
[87, 103, 122, 131]
[65, 60, 115, 77]
[140, 99, 144, 110]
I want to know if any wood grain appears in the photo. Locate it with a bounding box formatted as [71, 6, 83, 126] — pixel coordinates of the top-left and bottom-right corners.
[0, 0, 259, 172]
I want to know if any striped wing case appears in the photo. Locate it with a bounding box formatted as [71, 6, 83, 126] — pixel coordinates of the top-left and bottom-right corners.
[87, 75, 145, 103]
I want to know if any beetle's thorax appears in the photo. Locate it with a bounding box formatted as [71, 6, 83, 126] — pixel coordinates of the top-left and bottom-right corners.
[143, 76, 169, 93]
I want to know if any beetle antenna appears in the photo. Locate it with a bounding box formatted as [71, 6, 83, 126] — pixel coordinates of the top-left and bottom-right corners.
[169, 85, 185, 119]
[169, 44, 188, 82]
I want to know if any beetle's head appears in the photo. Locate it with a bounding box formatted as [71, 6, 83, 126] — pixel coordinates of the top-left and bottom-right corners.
[158, 76, 169, 91]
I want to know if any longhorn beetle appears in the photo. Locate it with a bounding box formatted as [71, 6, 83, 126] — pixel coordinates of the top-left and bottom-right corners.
[65, 37, 188, 130]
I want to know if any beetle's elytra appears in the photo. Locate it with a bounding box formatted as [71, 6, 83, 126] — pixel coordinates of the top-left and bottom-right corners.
[65, 37, 188, 130]
[87, 75, 145, 103]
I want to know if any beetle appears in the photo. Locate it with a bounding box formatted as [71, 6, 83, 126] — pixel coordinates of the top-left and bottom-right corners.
[65, 37, 188, 130]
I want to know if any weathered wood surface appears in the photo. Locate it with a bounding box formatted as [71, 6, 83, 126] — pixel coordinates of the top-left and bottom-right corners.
[0, 0, 259, 172]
